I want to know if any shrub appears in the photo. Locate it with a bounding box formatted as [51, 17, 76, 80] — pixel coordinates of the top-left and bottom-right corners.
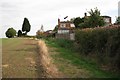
[5, 28, 16, 38]
[17, 30, 22, 37]
[75, 26, 120, 70]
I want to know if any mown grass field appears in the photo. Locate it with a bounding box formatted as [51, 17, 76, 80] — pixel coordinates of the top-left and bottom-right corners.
[46, 39, 120, 78]
[2, 38, 45, 78]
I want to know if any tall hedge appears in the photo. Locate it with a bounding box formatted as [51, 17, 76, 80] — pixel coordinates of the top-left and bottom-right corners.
[75, 26, 120, 69]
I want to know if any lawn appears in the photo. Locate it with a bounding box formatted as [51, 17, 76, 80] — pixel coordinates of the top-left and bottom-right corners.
[2, 38, 46, 78]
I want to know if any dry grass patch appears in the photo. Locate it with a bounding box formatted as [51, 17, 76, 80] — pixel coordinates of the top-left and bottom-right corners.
[37, 40, 63, 78]
[2, 64, 9, 68]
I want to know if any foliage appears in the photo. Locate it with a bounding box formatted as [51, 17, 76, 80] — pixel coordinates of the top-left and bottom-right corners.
[22, 18, 31, 35]
[73, 17, 84, 28]
[46, 38, 119, 77]
[54, 39, 74, 49]
[73, 8, 105, 29]
[36, 29, 45, 39]
[53, 25, 58, 32]
[17, 30, 22, 37]
[87, 8, 105, 27]
[115, 16, 120, 24]
[75, 26, 120, 70]
[5, 28, 16, 38]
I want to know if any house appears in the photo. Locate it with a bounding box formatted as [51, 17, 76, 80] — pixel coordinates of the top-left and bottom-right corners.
[56, 18, 75, 40]
[102, 16, 112, 26]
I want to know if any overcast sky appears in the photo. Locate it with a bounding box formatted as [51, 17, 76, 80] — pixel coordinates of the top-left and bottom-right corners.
[0, 0, 119, 38]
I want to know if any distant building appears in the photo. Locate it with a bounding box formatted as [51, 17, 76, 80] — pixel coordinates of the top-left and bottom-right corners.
[102, 16, 112, 26]
[56, 18, 75, 40]
[58, 18, 75, 29]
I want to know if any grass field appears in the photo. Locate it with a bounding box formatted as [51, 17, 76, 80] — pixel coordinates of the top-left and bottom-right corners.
[2, 38, 120, 78]
[2, 38, 46, 78]
[46, 39, 120, 78]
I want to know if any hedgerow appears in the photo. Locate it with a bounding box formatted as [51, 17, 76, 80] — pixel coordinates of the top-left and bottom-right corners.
[75, 26, 120, 70]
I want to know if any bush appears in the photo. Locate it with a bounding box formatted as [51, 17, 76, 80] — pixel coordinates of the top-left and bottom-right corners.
[55, 39, 74, 49]
[5, 28, 16, 38]
[47, 38, 74, 51]
[75, 27, 120, 70]
[17, 30, 22, 37]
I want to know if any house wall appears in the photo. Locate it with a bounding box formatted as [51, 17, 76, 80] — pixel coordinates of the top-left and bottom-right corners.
[103, 17, 111, 23]
[56, 33, 75, 40]
[60, 23, 66, 28]
[58, 30, 69, 34]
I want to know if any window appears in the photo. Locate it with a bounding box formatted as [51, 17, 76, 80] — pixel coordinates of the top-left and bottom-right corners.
[58, 30, 69, 34]
[60, 23, 66, 28]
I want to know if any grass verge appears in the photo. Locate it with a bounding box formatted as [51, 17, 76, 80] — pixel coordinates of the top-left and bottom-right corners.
[45, 38, 120, 78]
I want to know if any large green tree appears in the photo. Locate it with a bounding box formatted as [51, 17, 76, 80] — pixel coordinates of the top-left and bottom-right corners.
[22, 18, 31, 35]
[87, 8, 105, 28]
[73, 17, 84, 28]
[72, 8, 105, 29]
[5, 28, 16, 38]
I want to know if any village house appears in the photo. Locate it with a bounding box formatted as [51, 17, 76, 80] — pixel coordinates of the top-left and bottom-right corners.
[55, 14, 111, 40]
[56, 18, 75, 40]
[102, 16, 112, 26]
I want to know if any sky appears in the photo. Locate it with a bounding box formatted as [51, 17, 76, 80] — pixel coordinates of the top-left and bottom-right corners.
[0, 0, 119, 38]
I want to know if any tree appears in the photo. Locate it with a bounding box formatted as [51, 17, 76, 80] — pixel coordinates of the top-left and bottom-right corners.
[17, 30, 22, 37]
[5, 28, 16, 38]
[87, 8, 105, 27]
[53, 25, 58, 32]
[22, 18, 31, 35]
[115, 16, 120, 24]
[72, 8, 105, 29]
[73, 17, 84, 28]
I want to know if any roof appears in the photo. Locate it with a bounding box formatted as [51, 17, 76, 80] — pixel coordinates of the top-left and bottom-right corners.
[102, 16, 111, 18]
[60, 21, 73, 24]
[84, 15, 111, 18]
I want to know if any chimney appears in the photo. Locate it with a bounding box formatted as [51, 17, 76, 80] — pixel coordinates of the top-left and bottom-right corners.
[58, 18, 60, 28]
[84, 13, 87, 17]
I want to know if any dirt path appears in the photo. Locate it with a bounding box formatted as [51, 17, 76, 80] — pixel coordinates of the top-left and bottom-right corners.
[2, 38, 47, 78]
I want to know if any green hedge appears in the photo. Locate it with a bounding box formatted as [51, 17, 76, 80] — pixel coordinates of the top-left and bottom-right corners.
[75, 27, 120, 70]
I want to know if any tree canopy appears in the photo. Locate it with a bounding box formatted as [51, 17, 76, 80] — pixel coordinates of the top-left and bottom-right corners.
[72, 8, 105, 29]
[87, 8, 105, 27]
[17, 30, 22, 37]
[5, 28, 16, 38]
[22, 18, 31, 35]
[73, 17, 84, 28]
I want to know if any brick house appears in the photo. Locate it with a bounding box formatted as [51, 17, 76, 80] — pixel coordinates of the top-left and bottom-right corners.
[56, 18, 75, 40]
